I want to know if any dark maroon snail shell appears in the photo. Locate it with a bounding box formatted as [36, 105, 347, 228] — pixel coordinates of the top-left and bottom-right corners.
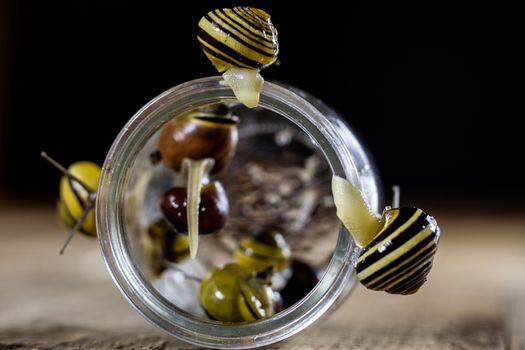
[280, 259, 320, 308]
[160, 181, 229, 235]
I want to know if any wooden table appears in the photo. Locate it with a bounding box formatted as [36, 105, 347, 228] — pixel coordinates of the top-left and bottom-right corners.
[1, 203, 524, 349]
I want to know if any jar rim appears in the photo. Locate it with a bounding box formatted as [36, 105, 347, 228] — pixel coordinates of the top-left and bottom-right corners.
[96, 76, 363, 349]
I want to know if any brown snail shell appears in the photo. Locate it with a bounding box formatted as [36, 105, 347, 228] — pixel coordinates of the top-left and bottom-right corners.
[157, 106, 238, 174]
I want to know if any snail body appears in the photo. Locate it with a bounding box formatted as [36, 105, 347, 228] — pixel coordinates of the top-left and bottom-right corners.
[332, 176, 440, 295]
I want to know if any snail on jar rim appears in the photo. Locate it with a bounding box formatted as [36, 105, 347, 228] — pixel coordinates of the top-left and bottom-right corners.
[197, 7, 279, 108]
[332, 177, 440, 295]
[197, 7, 279, 72]
[355, 205, 439, 295]
[41, 152, 100, 254]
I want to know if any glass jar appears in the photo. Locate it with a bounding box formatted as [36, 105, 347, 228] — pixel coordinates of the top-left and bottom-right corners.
[96, 76, 381, 349]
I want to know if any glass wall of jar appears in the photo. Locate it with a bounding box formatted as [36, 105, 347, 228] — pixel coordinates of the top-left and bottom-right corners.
[97, 76, 381, 349]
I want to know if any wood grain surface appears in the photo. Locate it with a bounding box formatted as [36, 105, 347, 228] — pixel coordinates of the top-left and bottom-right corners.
[0, 204, 524, 349]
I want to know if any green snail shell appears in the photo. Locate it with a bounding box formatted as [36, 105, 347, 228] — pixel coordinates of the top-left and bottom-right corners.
[199, 263, 274, 322]
[234, 229, 291, 272]
[356, 207, 440, 295]
[197, 7, 279, 72]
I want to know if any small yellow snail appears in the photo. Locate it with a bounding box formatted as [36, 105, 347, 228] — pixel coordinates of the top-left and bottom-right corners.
[143, 220, 190, 278]
[332, 177, 440, 295]
[41, 152, 100, 254]
[199, 263, 275, 322]
[147, 219, 190, 264]
[234, 229, 291, 273]
[197, 7, 279, 108]
[156, 105, 238, 258]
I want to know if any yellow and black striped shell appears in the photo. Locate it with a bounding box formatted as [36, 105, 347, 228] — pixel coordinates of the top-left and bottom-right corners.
[147, 219, 190, 264]
[199, 263, 275, 322]
[356, 207, 440, 295]
[197, 7, 279, 72]
[57, 161, 100, 237]
[234, 229, 291, 273]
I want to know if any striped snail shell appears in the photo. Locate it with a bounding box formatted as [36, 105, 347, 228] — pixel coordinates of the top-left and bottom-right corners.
[234, 229, 292, 273]
[356, 207, 440, 295]
[57, 161, 100, 237]
[199, 263, 275, 322]
[197, 7, 279, 72]
[147, 219, 190, 264]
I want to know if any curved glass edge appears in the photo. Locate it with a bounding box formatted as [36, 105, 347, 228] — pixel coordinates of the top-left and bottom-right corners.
[274, 82, 382, 214]
[96, 76, 376, 349]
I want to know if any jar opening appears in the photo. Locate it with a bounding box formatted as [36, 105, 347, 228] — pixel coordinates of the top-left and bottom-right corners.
[97, 76, 377, 349]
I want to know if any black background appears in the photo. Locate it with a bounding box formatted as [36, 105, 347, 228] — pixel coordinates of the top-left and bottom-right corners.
[3, 0, 524, 203]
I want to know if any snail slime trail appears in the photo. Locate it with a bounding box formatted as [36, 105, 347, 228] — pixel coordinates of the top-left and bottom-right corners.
[182, 158, 214, 258]
[197, 7, 279, 108]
